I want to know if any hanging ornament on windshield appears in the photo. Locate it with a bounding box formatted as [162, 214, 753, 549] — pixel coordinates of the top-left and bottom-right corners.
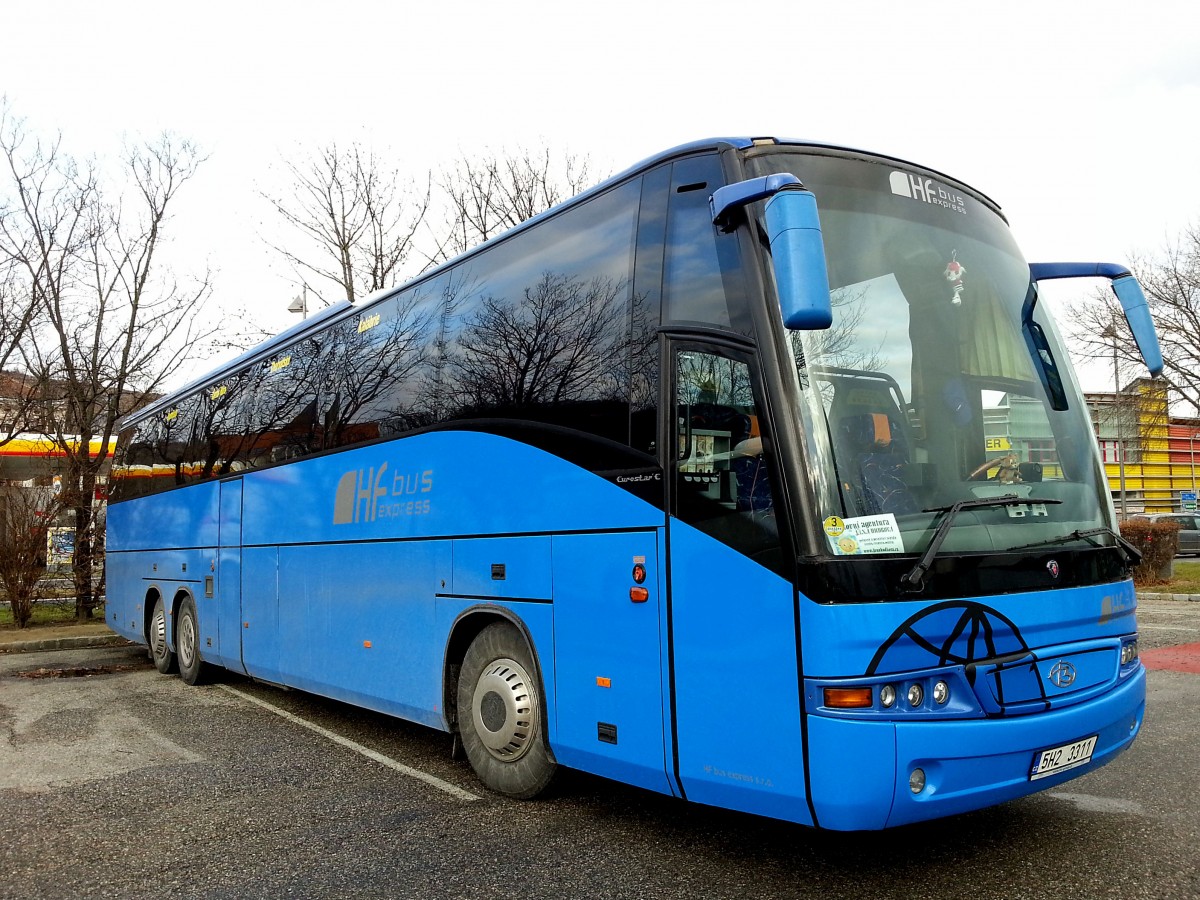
[944, 251, 966, 305]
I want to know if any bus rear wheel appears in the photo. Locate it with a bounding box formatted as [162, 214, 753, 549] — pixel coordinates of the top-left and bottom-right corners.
[457, 622, 556, 799]
[149, 598, 176, 674]
[176, 596, 207, 686]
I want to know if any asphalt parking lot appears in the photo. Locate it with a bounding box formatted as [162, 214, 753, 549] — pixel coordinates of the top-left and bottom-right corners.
[1, 598, 1198, 900]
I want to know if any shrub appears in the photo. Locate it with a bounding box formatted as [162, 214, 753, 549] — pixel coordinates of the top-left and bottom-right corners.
[1119, 519, 1180, 585]
[0, 488, 58, 628]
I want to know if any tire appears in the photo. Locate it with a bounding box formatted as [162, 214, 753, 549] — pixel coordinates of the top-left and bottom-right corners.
[176, 596, 207, 686]
[149, 598, 176, 674]
[456, 622, 556, 799]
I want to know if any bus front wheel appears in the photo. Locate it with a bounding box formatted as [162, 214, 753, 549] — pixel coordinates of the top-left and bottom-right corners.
[457, 622, 556, 799]
[149, 598, 176, 675]
[176, 596, 207, 686]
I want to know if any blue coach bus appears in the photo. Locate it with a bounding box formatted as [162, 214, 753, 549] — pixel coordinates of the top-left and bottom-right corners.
[106, 137, 1162, 830]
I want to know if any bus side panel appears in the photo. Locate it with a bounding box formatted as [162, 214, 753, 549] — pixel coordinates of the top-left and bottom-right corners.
[105, 482, 220, 552]
[239, 431, 660, 548]
[241, 546, 282, 684]
[104, 548, 145, 644]
[272, 540, 449, 729]
[550, 531, 673, 796]
[214, 478, 245, 673]
[668, 521, 813, 825]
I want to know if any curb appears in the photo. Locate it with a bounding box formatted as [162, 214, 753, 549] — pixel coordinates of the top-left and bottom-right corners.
[0, 634, 133, 654]
[1138, 593, 1200, 603]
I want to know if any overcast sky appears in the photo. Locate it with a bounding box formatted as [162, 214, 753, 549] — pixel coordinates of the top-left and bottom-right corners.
[3, 0, 1198, 389]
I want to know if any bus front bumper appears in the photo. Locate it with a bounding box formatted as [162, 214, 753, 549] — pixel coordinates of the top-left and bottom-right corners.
[806, 667, 1145, 830]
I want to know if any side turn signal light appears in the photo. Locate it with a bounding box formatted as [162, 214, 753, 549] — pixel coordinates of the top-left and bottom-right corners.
[823, 687, 873, 709]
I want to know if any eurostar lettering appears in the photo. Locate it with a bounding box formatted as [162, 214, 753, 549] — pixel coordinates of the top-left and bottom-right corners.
[888, 170, 967, 215]
[333, 463, 434, 524]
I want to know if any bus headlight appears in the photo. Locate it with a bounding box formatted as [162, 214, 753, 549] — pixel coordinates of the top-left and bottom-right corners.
[1120, 640, 1139, 665]
[907, 684, 924, 707]
[933, 681, 949, 705]
[880, 684, 897, 708]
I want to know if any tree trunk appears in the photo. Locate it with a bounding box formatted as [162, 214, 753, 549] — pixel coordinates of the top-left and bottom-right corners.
[72, 469, 98, 620]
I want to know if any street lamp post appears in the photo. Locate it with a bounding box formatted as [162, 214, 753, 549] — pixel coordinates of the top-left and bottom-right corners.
[287, 285, 308, 319]
[1190, 431, 1199, 497]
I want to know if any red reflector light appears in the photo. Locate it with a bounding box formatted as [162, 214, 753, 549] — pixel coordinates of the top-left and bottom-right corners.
[823, 687, 873, 709]
[630, 587, 649, 603]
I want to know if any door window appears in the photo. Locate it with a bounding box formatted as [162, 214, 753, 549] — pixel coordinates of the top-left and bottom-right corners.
[673, 348, 782, 567]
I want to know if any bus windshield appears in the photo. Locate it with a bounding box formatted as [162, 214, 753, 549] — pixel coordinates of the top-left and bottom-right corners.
[747, 150, 1111, 558]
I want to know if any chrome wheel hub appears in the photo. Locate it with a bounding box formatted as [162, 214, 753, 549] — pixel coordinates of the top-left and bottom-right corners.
[472, 657, 537, 762]
[178, 613, 196, 669]
[151, 607, 168, 660]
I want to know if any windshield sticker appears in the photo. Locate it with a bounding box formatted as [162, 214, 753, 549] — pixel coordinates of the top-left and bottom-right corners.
[888, 170, 966, 215]
[827, 513, 905, 556]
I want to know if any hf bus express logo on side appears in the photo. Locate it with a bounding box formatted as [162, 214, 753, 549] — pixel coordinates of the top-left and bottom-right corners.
[333, 463, 434, 524]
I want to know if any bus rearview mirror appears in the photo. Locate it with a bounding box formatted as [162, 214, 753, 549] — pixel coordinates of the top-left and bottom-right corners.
[764, 187, 833, 330]
[1027, 262, 1164, 378]
[1111, 275, 1164, 377]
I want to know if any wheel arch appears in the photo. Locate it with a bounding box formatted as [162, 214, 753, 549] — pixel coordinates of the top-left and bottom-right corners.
[142, 585, 196, 650]
[442, 605, 546, 733]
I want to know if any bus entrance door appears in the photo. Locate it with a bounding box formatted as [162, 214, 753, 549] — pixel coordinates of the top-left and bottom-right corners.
[216, 478, 247, 675]
[550, 531, 673, 796]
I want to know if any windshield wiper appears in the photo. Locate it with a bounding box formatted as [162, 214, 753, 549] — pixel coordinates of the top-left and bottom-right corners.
[1006, 527, 1142, 565]
[900, 495, 1063, 593]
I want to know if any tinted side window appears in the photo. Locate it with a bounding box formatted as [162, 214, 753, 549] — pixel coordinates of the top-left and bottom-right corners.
[431, 179, 650, 471]
[321, 290, 439, 448]
[662, 155, 749, 332]
[194, 372, 255, 478]
[242, 338, 323, 468]
[110, 395, 202, 501]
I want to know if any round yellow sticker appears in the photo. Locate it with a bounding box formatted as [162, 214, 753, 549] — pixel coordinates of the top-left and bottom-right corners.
[823, 516, 845, 537]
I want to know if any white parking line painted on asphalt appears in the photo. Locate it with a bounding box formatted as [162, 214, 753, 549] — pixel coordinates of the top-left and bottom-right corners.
[1048, 792, 1146, 816]
[218, 685, 481, 802]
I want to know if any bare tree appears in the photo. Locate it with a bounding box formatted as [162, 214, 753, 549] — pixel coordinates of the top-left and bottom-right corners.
[263, 143, 432, 305]
[1068, 224, 1200, 413]
[431, 145, 600, 261]
[0, 109, 215, 619]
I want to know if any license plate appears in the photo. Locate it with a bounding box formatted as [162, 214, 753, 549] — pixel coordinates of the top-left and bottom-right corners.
[1030, 735, 1098, 780]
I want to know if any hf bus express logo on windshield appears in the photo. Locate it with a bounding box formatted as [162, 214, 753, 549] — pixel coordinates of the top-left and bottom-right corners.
[889, 170, 967, 215]
[333, 463, 433, 524]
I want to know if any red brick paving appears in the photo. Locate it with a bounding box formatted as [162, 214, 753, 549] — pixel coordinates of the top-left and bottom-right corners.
[1140, 642, 1200, 675]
